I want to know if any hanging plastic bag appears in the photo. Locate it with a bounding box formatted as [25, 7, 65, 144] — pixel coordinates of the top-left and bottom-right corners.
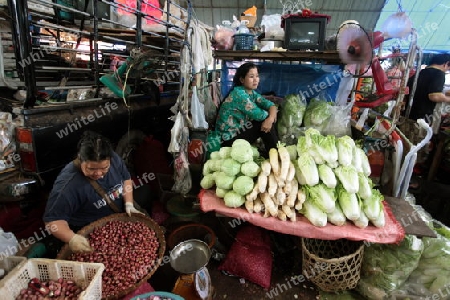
[381, 12, 413, 39]
[0, 228, 19, 257]
[172, 126, 192, 194]
[168, 111, 185, 153]
[191, 86, 208, 130]
[203, 84, 218, 125]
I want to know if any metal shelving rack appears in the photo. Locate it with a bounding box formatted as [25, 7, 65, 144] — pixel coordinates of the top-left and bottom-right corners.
[1, 0, 192, 108]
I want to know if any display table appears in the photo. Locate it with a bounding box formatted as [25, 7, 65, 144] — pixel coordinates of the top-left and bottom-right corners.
[199, 189, 406, 244]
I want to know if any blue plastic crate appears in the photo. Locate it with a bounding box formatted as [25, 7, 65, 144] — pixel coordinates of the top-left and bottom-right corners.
[234, 34, 254, 50]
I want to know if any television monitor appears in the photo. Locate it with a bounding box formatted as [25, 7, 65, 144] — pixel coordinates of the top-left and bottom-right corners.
[284, 17, 327, 51]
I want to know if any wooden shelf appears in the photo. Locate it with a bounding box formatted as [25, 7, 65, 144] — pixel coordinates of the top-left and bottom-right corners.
[214, 50, 343, 64]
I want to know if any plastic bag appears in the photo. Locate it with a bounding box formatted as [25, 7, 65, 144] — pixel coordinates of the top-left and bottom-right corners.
[171, 126, 192, 194]
[213, 24, 235, 50]
[0, 227, 19, 257]
[168, 111, 185, 153]
[381, 12, 412, 39]
[356, 235, 424, 298]
[322, 102, 353, 137]
[277, 94, 307, 144]
[303, 93, 333, 133]
[261, 14, 284, 39]
[191, 86, 208, 129]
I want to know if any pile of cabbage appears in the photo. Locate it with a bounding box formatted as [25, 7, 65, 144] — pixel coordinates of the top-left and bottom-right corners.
[277, 94, 306, 143]
[201, 139, 261, 208]
[295, 128, 385, 228]
[357, 221, 450, 300]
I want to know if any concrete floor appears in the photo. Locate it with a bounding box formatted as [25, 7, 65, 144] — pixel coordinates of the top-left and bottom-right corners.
[149, 212, 364, 300]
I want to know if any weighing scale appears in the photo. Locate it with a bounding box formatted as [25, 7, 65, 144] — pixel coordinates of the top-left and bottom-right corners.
[169, 239, 214, 300]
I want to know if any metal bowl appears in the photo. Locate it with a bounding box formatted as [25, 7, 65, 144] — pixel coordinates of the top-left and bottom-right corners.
[170, 239, 211, 274]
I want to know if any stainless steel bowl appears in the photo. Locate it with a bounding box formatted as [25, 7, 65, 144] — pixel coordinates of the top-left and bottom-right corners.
[170, 239, 211, 274]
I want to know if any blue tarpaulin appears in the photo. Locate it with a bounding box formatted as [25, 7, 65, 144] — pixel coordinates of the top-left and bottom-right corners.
[220, 61, 343, 102]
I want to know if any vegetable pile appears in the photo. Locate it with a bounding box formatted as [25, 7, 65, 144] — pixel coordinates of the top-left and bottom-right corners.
[16, 278, 83, 300]
[201, 139, 261, 208]
[69, 220, 160, 298]
[201, 130, 385, 228]
[277, 94, 306, 142]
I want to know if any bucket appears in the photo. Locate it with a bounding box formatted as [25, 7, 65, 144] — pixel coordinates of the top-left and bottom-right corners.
[168, 223, 216, 250]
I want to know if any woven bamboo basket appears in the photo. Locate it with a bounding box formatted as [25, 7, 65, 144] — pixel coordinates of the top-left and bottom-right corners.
[57, 213, 166, 300]
[301, 238, 364, 292]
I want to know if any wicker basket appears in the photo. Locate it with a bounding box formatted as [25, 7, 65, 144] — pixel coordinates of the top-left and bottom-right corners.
[0, 258, 104, 300]
[234, 34, 254, 50]
[301, 238, 364, 292]
[57, 213, 166, 300]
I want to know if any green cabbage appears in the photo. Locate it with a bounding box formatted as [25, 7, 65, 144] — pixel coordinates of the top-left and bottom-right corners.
[240, 161, 261, 177]
[232, 175, 254, 196]
[210, 151, 221, 160]
[215, 172, 235, 190]
[251, 146, 260, 159]
[202, 160, 213, 175]
[230, 139, 253, 163]
[200, 174, 215, 189]
[224, 191, 245, 208]
[219, 146, 232, 159]
[220, 158, 241, 176]
[215, 187, 229, 198]
[209, 159, 223, 172]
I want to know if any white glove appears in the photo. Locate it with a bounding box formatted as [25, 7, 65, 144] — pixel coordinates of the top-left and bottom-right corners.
[125, 202, 144, 216]
[69, 234, 92, 253]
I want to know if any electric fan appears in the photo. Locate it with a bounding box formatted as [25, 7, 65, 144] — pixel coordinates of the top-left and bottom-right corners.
[336, 20, 385, 75]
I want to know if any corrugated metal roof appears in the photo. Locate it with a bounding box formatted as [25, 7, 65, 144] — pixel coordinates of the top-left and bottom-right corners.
[191, 0, 448, 51]
[376, 0, 450, 51]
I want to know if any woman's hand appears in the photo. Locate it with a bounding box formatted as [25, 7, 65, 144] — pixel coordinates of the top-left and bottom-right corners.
[261, 106, 278, 133]
[261, 116, 275, 133]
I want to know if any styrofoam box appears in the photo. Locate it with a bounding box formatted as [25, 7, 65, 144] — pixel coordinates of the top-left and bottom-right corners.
[0, 258, 105, 300]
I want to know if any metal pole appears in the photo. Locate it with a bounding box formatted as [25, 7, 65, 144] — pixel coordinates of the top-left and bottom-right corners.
[7, 0, 37, 108]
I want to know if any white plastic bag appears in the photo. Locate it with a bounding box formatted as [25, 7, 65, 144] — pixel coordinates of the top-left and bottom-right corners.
[191, 86, 208, 129]
[168, 111, 185, 153]
[381, 12, 412, 39]
[0, 228, 19, 257]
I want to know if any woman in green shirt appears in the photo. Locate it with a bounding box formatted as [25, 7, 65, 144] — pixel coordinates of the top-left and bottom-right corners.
[215, 62, 279, 155]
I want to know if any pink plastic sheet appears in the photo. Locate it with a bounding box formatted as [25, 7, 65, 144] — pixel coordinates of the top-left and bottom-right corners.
[199, 189, 405, 244]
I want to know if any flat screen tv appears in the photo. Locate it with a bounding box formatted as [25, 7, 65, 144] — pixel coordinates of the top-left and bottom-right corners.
[284, 17, 327, 51]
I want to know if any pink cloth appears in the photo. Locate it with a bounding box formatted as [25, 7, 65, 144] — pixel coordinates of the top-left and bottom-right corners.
[199, 189, 405, 244]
